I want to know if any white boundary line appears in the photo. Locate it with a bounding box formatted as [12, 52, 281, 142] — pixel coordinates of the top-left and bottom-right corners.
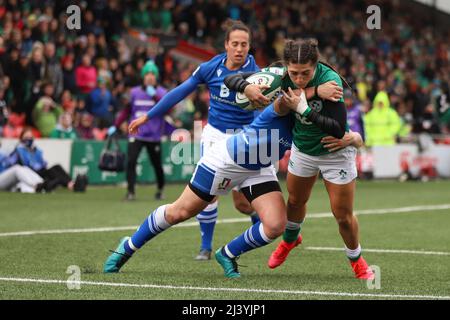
[305, 247, 450, 256]
[0, 277, 448, 300]
[0, 204, 449, 238]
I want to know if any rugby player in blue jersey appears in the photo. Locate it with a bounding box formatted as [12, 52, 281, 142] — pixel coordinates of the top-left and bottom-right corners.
[127, 20, 270, 261]
[103, 84, 360, 278]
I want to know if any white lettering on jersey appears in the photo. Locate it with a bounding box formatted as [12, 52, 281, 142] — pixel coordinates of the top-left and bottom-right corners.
[219, 84, 230, 98]
[135, 100, 155, 107]
[217, 69, 222, 77]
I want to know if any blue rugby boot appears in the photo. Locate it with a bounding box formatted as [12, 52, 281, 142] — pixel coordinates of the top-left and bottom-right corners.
[215, 248, 241, 278]
[103, 237, 132, 273]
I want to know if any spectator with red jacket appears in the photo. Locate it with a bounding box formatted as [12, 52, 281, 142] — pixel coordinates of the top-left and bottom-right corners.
[75, 54, 97, 96]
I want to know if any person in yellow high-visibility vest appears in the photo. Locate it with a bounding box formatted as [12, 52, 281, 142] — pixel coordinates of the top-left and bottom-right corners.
[363, 85, 402, 146]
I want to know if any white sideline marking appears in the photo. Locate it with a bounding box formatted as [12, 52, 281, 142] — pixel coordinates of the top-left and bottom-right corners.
[0, 277, 448, 300]
[305, 247, 450, 256]
[0, 204, 449, 238]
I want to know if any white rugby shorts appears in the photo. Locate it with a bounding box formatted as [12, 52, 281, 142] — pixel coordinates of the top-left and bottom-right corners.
[191, 138, 278, 196]
[288, 143, 357, 184]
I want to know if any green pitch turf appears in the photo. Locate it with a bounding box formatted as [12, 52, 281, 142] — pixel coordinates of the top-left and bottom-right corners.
[0, 180, 449, 300]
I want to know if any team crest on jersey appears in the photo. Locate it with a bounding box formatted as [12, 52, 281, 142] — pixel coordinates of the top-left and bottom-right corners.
[217, 69, 222, 77]
[309, 100, 323, 112]
[218, 178, 231, 190]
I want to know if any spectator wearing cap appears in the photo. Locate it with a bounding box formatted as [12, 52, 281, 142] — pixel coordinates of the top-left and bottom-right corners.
[110, 60, 170, 201]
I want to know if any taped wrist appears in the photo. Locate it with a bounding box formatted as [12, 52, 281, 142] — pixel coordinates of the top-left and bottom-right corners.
[295, 92, 312, 115]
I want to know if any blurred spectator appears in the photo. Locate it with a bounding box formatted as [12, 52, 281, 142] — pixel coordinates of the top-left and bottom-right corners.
[436, 82, 450, 133]
[0, 82, 8, 136]
[75, 54, 97, 96]
[125, 1, 151, 30]
[61, 90, 76, 113]
[0, 149, 44, 193]
[171, 92, 196, 130]
[344, 89, 365, 141]
[62, 55, 77, 94]
[49, 112, 78, 139]
[364, 84, 402, 146]
[32, 82, 63, 137]
[75, 112, 95, 140]
[44, 42, 63, 99]
[8, 127, 87, 192]
[85, 76, 115, 128]
[0, 0, 447, 140]
[96, 57, 112, 86]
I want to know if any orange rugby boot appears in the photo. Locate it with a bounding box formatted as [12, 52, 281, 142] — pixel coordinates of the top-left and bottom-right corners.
[268, 235, 302, 269]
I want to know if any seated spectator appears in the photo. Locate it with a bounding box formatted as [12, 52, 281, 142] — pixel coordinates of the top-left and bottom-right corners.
[75, 112, 95, 140]
[0, 150, 44, 193]
[8, 127, 88, 192]
[61, 90, 76, 113]
[1, 112, 40, 139]
[49, 112, 78, 139]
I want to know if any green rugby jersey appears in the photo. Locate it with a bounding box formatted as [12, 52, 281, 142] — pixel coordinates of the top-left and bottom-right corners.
[262, 64, 347, 156]
[292, 63, 346, 156]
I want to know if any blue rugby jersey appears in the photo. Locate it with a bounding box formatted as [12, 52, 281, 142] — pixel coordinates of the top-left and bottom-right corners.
[191, 53, 260, 132]
[226, 105, 294, 170]
[146, 53, 260, 133]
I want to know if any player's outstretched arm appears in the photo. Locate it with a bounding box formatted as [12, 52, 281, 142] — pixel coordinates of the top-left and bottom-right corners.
[128, 77, 200, 134]
[146, 77, 199, 119]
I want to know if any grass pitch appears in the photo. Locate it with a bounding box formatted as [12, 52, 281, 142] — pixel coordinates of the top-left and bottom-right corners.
[0, 180, 449, 300]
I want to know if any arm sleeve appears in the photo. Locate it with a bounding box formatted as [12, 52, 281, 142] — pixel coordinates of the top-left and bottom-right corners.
[224, 72, 257, 93]
[146, 77, 200, 119]
[114, 105, 131, 127]
[304, 100, 347, 138]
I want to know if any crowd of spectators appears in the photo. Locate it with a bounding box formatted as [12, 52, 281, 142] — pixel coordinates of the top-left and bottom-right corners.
[0, 0, 448, 146]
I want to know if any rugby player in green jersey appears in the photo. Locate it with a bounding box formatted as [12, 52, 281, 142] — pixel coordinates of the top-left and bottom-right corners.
[228, 38, 374, 280]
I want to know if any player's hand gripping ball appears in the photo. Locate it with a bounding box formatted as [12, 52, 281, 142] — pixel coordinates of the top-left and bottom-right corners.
[235, 71, 283, 111]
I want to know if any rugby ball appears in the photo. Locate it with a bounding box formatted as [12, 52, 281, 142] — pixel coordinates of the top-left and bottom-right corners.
[235, 71, 283, 110]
